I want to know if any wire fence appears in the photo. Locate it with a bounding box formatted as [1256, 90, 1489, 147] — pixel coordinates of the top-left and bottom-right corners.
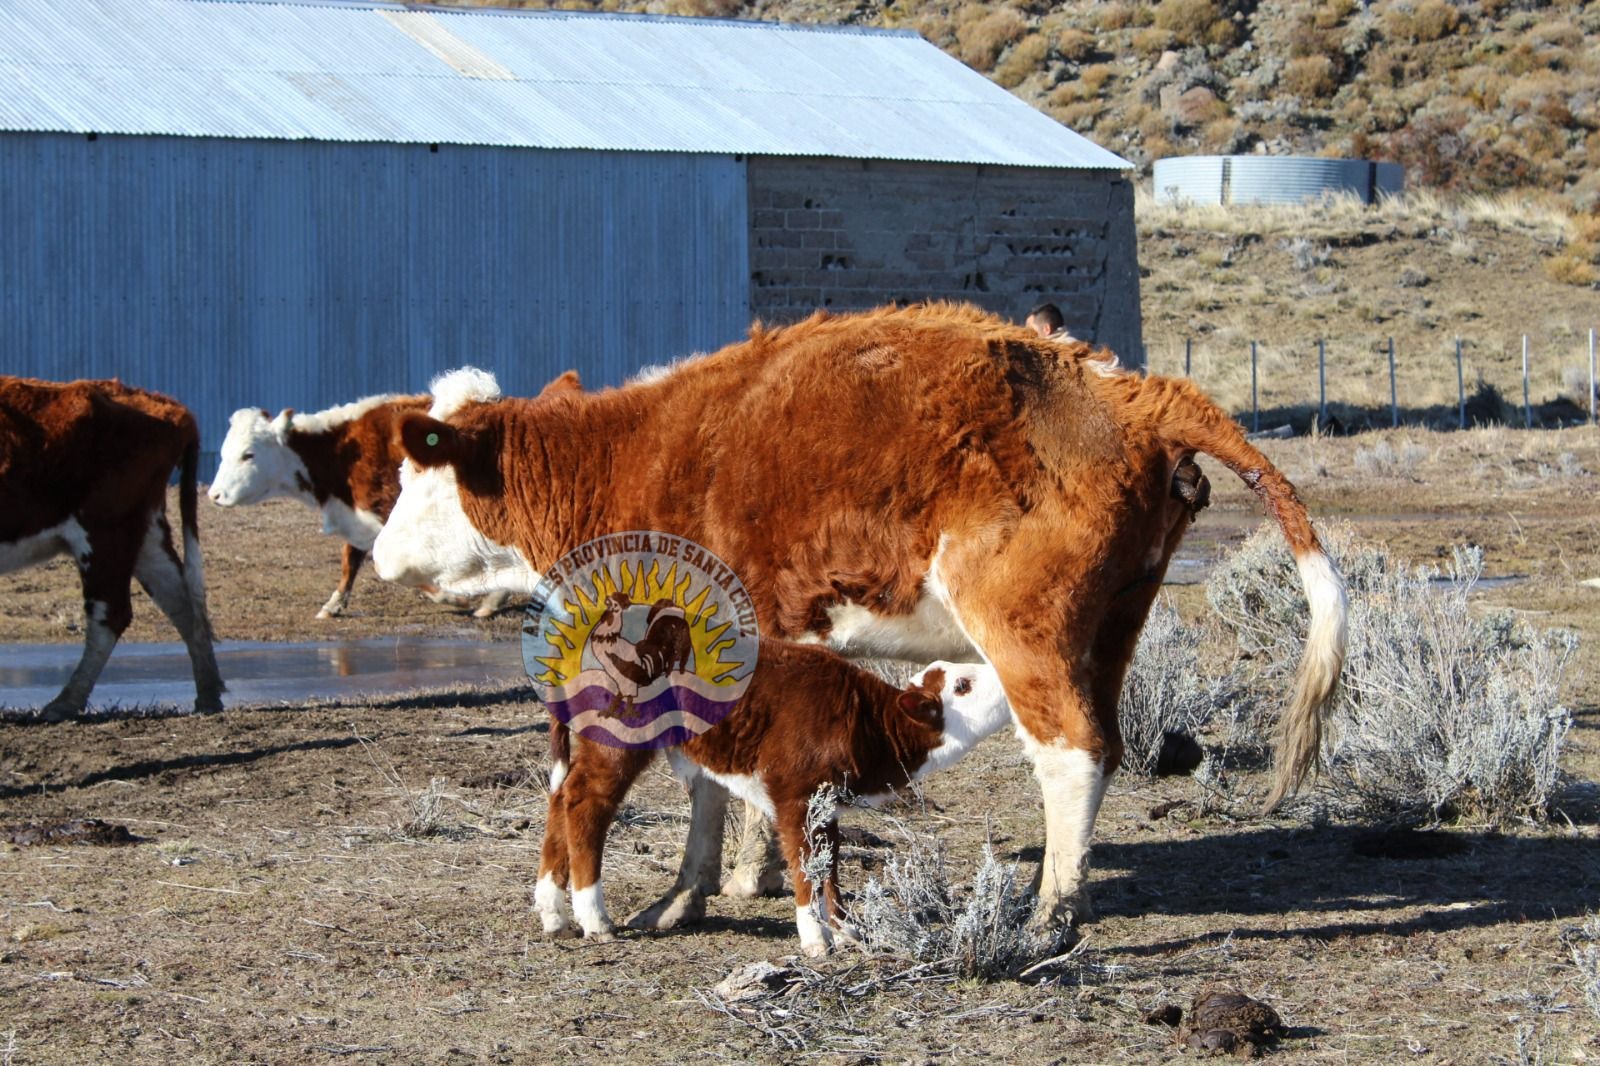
[1154, 328, 1599, 434]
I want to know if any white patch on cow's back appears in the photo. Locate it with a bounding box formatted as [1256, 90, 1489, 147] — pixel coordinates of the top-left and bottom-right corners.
[0, 518, 88, 575]
[320, 499, 385, 552]
[290, 394, 409, 435]
[429, 366, 500, 420]
[372, 458, 541, 597]
[628, 351, 708, 386]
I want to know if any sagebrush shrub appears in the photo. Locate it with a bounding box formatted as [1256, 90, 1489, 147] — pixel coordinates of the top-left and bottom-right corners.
[1207, 526, 1576, 825]
[1118, 598, 1238, 775]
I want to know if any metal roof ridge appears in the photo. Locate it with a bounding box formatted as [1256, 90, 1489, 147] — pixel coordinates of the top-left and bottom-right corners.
[179, 0, 926, 38]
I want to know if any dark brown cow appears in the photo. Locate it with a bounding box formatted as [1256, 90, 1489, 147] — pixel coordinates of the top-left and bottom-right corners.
[0, 376, 224, 720]
[209, 372, 580, 618]
[371, 303, 1347, 934]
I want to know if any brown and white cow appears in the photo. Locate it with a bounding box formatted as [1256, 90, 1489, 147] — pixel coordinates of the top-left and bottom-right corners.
[371, 303, 1347, 933]
[0, 376, 224, 720]
[208, 372, 580, 619]
[536, 643, 1013, 955]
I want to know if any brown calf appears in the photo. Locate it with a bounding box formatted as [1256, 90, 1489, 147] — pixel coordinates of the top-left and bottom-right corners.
[534, 641, 1013, 955]
[0, 376, 224, 720]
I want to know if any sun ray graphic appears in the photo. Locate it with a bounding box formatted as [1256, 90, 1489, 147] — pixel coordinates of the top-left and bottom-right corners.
[530, 556, 750, 691]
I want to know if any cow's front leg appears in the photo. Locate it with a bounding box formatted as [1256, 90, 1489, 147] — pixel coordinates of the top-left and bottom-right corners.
[721, 800, 785, 898]
[626, 773, 727, 930]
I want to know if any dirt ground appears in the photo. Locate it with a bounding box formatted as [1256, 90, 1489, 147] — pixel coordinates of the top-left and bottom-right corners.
[1, 426, 1598, 1063]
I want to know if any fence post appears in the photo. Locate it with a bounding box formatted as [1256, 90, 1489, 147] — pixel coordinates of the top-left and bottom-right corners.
[1318, 338, 1326, 428]
[1456, 338, 1465, 429]
[1522, 334, 1531, 428]
[1184, 336, 1191, 378]
[1387, 337, 1397, 428]
[1250, 340, 1259, 433]
[1589, 327, 1596, 425]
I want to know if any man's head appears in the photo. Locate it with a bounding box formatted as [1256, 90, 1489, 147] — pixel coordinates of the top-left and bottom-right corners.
[1025, 302, 1064, 339]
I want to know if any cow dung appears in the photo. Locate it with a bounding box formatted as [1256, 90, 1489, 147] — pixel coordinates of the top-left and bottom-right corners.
[1176, 988, 1286, 1058]
[1, 818, 143, 847]
[1155, 730, 1204, 776]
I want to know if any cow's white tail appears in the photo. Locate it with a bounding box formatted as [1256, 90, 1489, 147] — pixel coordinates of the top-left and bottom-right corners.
[1138, 375, 1349, 810]
[178, 437, 216, 645]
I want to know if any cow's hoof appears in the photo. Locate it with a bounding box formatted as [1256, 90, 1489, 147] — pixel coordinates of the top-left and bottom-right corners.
[194, 695, 225, 716]
[720, 865, 785, 899]
[1029, 889, 1093, 937]
[544, 924, 579, 940]
[36, 698, 80, 723]
[584, 929, 617, 944]
[627, 887, 706, 931]
[801, 941, 830, 959]
[315, 607, 339, 620]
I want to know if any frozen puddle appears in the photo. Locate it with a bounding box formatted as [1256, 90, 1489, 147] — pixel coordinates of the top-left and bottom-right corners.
[0, 637, 526, 712]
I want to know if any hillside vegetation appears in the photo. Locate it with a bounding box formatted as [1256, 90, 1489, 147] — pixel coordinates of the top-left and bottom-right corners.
[448, 0, 1600, 215]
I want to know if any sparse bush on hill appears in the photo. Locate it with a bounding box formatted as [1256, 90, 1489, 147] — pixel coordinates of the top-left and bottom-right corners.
[955, 6, 1025, 70]
[1207, 526, 1576, 826]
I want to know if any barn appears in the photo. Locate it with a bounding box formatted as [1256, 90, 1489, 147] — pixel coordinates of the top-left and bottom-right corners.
[0, 0, 1140, 470]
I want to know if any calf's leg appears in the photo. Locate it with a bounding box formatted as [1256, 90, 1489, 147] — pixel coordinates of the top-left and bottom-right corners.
[722, 800, 785, 898]
[317, 543, 365, 619]
[562, 746, 654, 941]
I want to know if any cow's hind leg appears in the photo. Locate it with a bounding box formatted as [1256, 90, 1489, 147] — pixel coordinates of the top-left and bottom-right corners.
[41, 524, 140, 721]
[135, 513, 224, 714]
[722, 801, 785, 899]
[627, 774, 729, 930]
[317, 543, 366, 619]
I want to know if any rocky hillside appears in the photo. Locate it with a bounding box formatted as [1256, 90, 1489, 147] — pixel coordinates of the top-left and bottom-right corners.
[449, 0, 1600, 217]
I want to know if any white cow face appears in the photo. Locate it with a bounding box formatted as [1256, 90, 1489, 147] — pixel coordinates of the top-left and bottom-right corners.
[911, 661, 1013, 771]
[209, 408, 309, 508]
[371, 415, 541, 597]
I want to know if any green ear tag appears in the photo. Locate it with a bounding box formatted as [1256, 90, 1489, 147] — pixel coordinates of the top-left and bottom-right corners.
[425, 432, 440, 447]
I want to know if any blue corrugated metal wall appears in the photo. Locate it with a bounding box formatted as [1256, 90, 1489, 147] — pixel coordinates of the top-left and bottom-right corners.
[0, 133, 750, 472]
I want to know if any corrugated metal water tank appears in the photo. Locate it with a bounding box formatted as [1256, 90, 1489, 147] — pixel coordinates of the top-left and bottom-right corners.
[1153, 155, 1403, 205]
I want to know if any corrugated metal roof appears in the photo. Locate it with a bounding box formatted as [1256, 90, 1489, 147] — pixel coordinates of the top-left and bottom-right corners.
[0, 0, 1130, 168]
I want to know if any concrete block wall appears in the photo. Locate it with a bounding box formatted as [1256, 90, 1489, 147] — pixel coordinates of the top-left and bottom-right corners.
[746, 157, 1143, 365]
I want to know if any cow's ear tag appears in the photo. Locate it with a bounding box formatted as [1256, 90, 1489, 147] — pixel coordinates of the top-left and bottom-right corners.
[425, 432, 440, 448]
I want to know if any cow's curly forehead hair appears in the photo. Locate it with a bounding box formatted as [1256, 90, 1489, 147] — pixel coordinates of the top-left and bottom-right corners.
[429, 367, 501, 421]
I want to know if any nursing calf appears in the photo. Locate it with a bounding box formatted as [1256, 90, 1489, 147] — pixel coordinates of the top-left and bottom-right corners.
[0, 376, 223, 720]
[535, 643, 1013, 955]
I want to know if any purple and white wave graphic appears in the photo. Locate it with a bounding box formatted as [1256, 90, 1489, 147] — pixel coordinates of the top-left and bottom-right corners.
[544, 684, 742, 749]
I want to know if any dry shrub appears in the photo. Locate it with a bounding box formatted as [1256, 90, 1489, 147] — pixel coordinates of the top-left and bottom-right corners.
[846, 815, 1054, 979]
[1052, 99, 1105, 128]
[1203, 17, 1237, 47]
[1568, 913, 1600, 1025]
[1208, 526, 1577, 826]
[956, 7, 1027, 70]
[1283, 55, 1338, 99]
[1080, 62, 1115, 95]
[661, 0, 742, 13]
[993, 32, 1050, 88]
[1055, 26, 1098, 61]
[1096, 1, 1141, 30]
[1545, 254, 1598, 286]
[1202, 116, 1244, 151]
[1117, 598, 1239, 776]
[1153, 0, 1219, 45]
[1382, 0, 1461, 43]
[1313, 0, 1356, 29]
[1132, 26, 1175, 53]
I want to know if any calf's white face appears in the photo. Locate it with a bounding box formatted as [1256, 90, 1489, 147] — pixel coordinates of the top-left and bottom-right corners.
[209, 409, 307, 508]
[911, 660, 1013, 777]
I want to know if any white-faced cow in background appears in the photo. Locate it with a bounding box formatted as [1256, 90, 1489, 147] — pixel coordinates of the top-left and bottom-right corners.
[372, 303, 1347, 936]
[0, 376, 224, 720]
[209, 372, 579, 619]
